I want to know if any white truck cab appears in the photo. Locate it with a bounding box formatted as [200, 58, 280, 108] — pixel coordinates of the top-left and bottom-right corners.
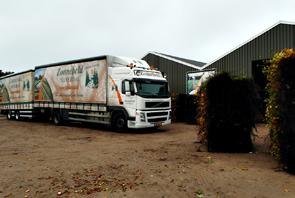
[107, 56, 171, 129]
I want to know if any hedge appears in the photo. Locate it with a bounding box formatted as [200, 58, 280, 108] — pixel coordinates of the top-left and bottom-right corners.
[263, 48, 295, 173]
[171, 93, 198, 124]
[198, 73, 257, 152]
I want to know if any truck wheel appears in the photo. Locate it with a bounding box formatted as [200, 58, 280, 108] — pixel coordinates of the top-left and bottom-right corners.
[7, 111, 12, 120]
[15, 111, 20, 120]
[112, 113, 127, 131]
[53, 111, 63, 126]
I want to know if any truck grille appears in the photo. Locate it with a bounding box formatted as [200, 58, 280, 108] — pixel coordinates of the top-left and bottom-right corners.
[145, 111, 169, 123]
[147, 112, 168, 117]
[145, 102, 169, 108]
[148, 117, 167, 122]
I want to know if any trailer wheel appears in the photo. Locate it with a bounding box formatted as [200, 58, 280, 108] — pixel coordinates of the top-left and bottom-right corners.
[15, 111, 20, 120]
[7, 111, 12, 120]
[53, 111, 63, 126]
[111, 112, 127, 131]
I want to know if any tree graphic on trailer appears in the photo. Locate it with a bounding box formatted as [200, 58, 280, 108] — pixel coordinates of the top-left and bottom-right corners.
[85, 68, 99, 88]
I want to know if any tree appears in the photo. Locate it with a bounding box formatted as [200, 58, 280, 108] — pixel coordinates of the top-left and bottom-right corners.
[0, 70, 13, 77]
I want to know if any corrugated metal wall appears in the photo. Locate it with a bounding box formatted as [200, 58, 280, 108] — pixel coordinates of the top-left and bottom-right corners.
[142, 54, 198, 94]
[206, 24, 295, 78]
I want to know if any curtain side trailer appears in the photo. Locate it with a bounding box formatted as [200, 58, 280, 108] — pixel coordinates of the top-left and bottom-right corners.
[0, 55, 171, 130]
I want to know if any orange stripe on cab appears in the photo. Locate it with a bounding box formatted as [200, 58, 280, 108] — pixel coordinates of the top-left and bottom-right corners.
[109, 76, 123, 105]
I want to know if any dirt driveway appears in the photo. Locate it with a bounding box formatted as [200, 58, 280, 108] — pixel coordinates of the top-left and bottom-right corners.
[0, 116, 294, 198]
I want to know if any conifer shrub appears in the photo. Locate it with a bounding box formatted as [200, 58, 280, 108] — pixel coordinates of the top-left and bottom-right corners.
[198, 73, 256, 152]
[175, 94, 187, 122]
[263, 48, 295, 173]
[185, 95, 198, 124]
[171, 92, 177, 122]
[172, 94, 198, 123]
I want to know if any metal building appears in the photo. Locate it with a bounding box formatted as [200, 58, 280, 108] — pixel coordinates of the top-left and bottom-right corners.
[203, 21, 295, 82]
[142, 52, 206, 94]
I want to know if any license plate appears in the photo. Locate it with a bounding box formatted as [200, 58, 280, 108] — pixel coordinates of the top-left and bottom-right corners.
[154, 122, 162, 127]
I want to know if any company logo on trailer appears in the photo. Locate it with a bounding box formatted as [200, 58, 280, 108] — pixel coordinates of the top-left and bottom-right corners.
[57, 65, 84, 77]
[56, 65, 84, 83]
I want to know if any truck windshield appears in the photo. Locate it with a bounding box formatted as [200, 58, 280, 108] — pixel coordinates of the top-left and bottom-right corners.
[134, 79, 170, 98]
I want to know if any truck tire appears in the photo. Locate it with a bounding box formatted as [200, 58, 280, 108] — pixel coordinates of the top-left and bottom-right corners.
[15, 111, 20, 120]
[7, 111, 13, 120]
[53, 111, 63, 126]
[111, 112, 127, 131]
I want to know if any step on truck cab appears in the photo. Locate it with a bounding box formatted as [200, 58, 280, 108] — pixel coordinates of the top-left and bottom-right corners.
[0, 55, 171, 130]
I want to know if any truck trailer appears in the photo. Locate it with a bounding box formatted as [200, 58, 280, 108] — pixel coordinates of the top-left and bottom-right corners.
[0, 55, 171, 130]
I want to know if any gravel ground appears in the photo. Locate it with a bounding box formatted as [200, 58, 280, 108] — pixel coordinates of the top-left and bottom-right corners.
[0, 116, 294, 198]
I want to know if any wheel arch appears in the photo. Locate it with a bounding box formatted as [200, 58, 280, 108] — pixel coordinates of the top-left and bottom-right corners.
[109, 106, 129, 120]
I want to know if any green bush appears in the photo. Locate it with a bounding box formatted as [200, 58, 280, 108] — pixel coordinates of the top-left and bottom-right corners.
[198, 73, 257, 152]
[263, 48, 295, 173]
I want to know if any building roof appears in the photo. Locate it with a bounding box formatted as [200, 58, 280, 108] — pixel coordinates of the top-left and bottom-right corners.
[202, 21, 295, 70]
[142, 51, 206, 70]
[158, 53, 206, 67]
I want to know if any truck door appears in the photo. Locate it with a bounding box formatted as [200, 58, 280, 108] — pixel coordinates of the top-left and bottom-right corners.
[122, 80, 136, 110]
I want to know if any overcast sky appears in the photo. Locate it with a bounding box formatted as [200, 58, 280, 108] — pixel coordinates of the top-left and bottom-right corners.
[1, 0, 295, 73]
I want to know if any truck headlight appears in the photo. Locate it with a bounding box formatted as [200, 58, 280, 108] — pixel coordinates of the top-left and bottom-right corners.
[140, 112, 146, 122]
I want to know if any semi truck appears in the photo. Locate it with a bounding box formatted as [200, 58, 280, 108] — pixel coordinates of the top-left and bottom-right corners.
[0, 55, 171, 130]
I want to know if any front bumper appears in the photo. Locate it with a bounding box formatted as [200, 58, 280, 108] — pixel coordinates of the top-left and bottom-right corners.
[127, 109, 171, 129]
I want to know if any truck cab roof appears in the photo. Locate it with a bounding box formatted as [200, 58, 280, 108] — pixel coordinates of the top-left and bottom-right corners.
[110, 56, 149, 69]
